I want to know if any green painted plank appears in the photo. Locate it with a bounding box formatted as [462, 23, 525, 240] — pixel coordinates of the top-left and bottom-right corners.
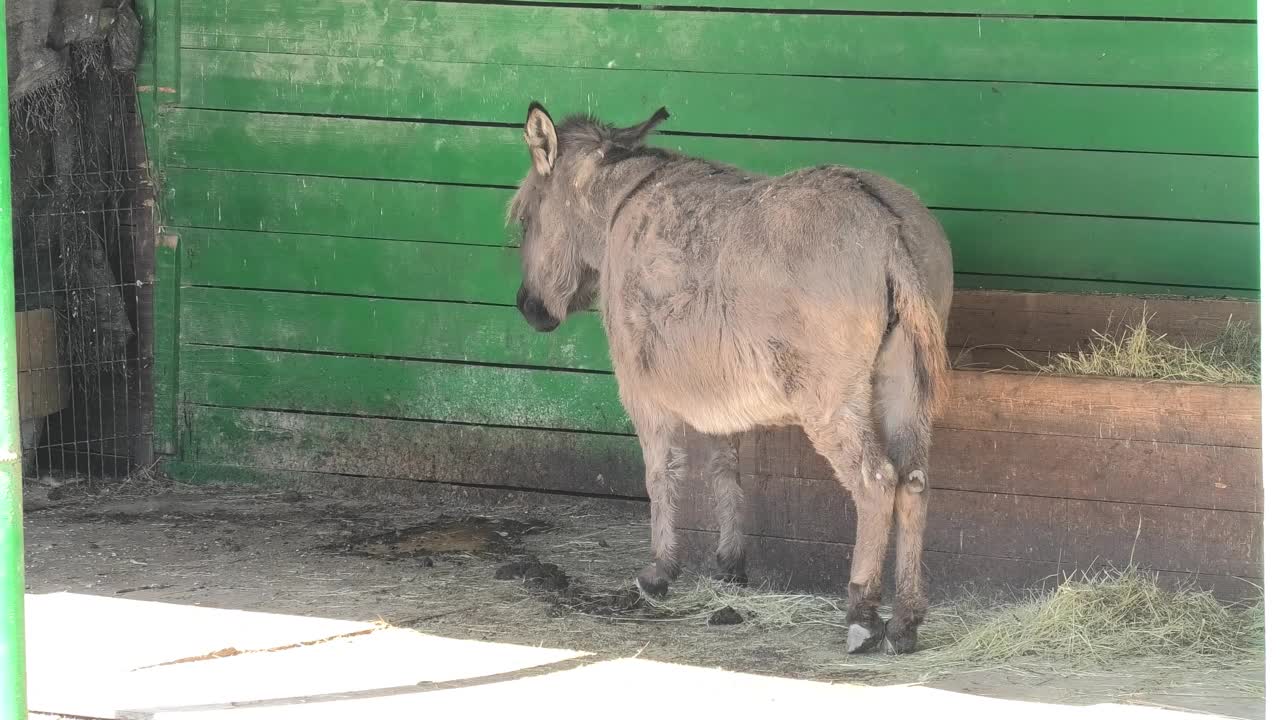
[180, 0, 1256, 89]
[178, 223, 1257, 307]
[163, 459, 650, 501]
[954, 274, 1257, 299]
[177, 217, 1257, 297]
[177, 50, 1257, 156]
[180, 286, 613, 371]
[170, 175, 1260, 290]
[283, 1, 1252, 19]
[178, 229, 521, 302]
[152, 236, 180, 455]
[154, 0, 180, 104]
[181, 405, 645, 496]
[162, 110, 1259, 223]
[135, 0, 159, 144]
[136, 0, 157, 83]
[180, 346, 632, 434]
[176, 275, 1262, 387]
[945, 210, 1259, 290]
[163, 459, 293, 486]
[164, 169, 515, 246]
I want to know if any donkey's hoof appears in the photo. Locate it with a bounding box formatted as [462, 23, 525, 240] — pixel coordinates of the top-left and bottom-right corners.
[846, 619, 887, 654]
[712, 571, 749, 586]
[714, 552, 747, 585]
[636, 567, 670, 599]
[882, 623, 921, 656]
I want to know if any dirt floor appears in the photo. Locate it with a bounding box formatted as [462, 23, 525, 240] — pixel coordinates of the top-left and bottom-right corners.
[21, 474, 1264, 719]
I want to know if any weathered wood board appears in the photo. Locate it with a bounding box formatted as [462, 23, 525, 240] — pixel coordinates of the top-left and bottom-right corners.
[677, 371, 1262, 600]
[676, 530, 1261, 602]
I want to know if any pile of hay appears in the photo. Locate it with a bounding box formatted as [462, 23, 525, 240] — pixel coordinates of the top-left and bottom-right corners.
[921, 567, 1261, 667]
[1038, 312, 1259, 385]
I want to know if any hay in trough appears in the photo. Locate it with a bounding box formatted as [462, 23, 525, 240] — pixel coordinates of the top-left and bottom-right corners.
[1035, 311, 1259, 385]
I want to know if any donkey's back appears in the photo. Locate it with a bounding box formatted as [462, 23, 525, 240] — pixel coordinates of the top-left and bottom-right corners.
[602, 158, 953, 436]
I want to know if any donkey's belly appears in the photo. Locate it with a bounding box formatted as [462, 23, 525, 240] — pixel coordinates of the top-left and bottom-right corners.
[640, 374, 796, 436]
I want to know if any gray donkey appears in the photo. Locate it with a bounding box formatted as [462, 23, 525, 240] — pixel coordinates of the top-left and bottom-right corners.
[509, 103, 953, 654]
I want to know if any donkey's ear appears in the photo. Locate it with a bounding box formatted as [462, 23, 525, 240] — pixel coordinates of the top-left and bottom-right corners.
[614, 107, 670, 149]
[524, 102, 558, 176]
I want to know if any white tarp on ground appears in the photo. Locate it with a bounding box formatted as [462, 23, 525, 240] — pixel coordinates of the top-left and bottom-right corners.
[24, 592, 1236, 720]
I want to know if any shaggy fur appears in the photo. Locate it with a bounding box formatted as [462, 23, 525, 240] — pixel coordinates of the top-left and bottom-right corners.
[510, 104, 953, 654]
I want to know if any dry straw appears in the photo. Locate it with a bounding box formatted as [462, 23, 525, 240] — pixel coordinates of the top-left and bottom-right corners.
[922, 566, 1261, 666]
[1034, 311, 1259, 385]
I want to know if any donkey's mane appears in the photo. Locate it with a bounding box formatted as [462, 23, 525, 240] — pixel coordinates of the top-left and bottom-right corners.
[558, 113, 680, 166]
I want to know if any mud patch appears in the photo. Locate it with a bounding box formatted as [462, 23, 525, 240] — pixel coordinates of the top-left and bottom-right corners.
[341, 516, 550, 562]
[494, 559, 571, 593]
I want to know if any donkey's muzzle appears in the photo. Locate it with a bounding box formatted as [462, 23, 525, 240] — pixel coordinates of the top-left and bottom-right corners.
[517, 284, 560, 333]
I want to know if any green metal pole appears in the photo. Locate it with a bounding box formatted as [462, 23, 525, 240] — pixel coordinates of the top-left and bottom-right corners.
[0, 0, 27, 715]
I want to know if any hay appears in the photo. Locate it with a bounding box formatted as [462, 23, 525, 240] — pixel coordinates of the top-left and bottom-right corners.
[862, 567, 1267, 698]
[1033, 310, 1259, 385]
[9, 72, 73, 136]
[922, 567, 1260, 667]
[636, 576, 846, 628]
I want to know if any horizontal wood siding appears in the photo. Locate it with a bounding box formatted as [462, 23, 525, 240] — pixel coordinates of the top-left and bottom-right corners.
[675, 531, 1260, 602]
[145, 0, 1258, 593]
[678, 373, 1262, 599]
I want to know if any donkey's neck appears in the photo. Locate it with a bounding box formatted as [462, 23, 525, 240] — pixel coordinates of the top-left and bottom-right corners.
[594, 157, 669, 249]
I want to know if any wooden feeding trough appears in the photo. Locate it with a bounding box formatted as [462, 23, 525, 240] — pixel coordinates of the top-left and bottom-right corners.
[677, 291, 1262, 601]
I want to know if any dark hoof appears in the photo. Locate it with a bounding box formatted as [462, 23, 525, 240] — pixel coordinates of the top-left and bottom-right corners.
[712, 571, 749, 586]
[884, 618, 922, 655]
[846, 613, 887, 654]
[636, 566, 670, 599]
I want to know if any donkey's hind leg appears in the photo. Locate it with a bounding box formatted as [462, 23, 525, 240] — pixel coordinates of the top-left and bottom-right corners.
[876, 329, 935, 655]
[708, 433, 747, 585]
[804, 390, 897, 654]
[632, 410, 687, 598]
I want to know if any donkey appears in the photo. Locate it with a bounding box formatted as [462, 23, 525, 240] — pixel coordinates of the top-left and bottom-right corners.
[509, 103, 953, 654]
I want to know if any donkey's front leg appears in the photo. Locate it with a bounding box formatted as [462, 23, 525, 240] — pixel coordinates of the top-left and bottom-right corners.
[708, 433, 747, 585]
[633, 412, 687, 598]
[841, 448, 896, 653]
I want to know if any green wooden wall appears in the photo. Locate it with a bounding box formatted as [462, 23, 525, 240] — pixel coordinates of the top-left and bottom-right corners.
[135, 1, 1258, 486]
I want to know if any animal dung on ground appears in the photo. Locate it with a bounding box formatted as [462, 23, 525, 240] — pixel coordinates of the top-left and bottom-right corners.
[708, 606, 745, 626]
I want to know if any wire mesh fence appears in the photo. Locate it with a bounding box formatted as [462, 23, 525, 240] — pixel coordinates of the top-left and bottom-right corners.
[9, 2, 152, 483]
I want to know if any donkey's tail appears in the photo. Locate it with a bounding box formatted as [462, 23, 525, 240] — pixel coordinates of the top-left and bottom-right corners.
[885, 236, 950, 421]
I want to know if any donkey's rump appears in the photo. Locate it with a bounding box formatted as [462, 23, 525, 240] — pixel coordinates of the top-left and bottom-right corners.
[602, 169, 912, 435]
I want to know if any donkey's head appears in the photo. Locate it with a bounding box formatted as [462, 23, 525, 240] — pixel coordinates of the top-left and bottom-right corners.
[509, 102, 670, 332]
